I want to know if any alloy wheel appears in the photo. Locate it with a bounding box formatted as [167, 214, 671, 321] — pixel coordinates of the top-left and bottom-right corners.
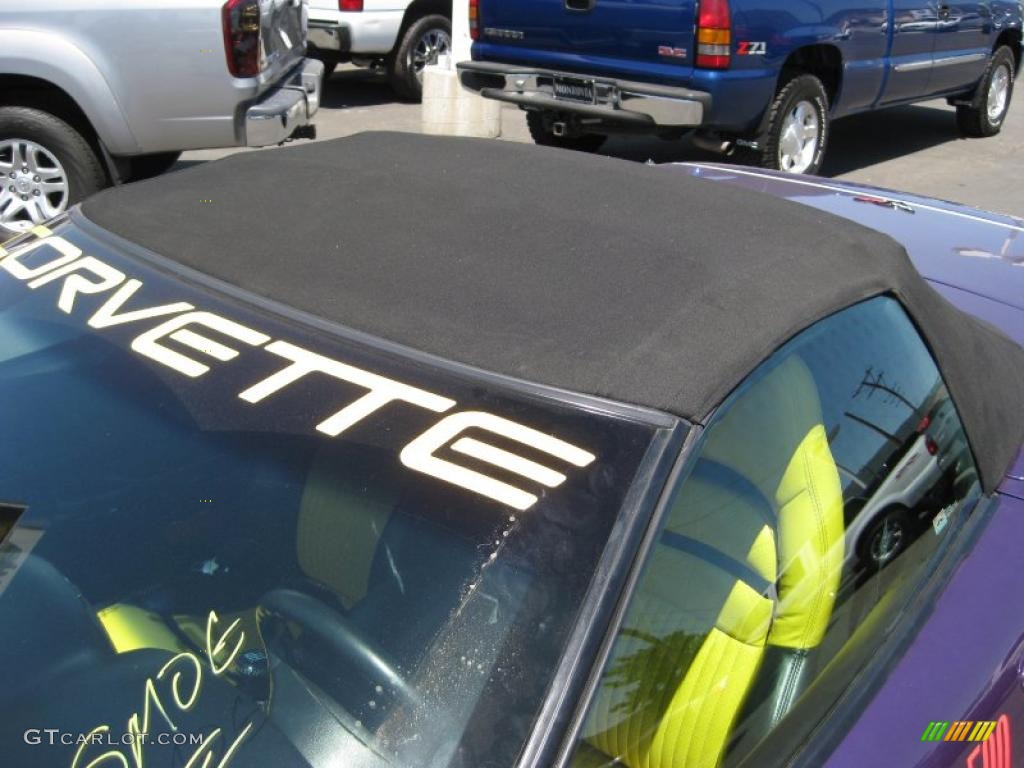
[0, 138, 70, 235]
[987, 63, 1011, 123]
[777, 100, 820, 174]
[411, 28, 452, 81]
[870, 518, 905, 566]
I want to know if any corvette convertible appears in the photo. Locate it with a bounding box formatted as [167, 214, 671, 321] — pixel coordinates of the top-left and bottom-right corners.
[0, 133, 1022, 768]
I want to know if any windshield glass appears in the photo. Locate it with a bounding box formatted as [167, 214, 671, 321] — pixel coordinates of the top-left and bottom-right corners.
[0, 221, 666, 768]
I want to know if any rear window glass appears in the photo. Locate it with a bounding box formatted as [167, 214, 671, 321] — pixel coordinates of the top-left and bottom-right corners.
[0, 223, 664, 768]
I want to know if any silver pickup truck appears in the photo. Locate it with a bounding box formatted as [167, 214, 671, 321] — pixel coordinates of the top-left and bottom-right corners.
[0, 0, 322, 237]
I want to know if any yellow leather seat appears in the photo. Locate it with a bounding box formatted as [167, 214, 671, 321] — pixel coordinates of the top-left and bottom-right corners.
[295, 447, 400, 610]
[576, 356, 844, 768]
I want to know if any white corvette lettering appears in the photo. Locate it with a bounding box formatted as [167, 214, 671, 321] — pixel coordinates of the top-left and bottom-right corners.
[239, 340, 455, 437]
[0, 225, 80, 281]
[28, 256, 126, 314]
[0, 231, 597, 508]
[401, 411, 596, 510]
[88, 279, 195, 329]
[131, 311, 271, 378]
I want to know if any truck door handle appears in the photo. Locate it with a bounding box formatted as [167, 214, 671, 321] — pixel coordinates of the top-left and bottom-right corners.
[566, 0, 595, 12]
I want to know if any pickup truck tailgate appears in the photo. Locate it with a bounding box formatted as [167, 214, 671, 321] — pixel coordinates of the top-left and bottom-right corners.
[478, 0, 696, 70]
[260, 0, 308, 83]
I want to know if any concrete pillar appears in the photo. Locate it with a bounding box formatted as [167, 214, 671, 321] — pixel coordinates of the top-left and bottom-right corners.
[421, 0, 501, 138]
[450, 0, 472, 61]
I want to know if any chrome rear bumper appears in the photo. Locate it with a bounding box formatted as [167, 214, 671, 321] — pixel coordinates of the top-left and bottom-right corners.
[457, 60, 709, 127]
[245, 59, 323, 147]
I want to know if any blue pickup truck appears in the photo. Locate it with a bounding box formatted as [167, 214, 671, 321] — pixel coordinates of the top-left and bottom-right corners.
[456, 0, 1021, 173]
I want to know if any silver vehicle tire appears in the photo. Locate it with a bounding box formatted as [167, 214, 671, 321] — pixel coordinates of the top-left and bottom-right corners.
[0, 107, 106, 238]
[388, 14, 451, 102]
[956, 46, 1016, 137]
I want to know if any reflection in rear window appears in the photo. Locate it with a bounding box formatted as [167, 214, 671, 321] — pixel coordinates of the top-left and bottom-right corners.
[0, 223, 663, 768]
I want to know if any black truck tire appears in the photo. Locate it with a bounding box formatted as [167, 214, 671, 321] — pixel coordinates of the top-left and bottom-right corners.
[0, 106, 106, 237]
[956, 46, 1016, 137]
[526, 111, 607, 153]
[739, 73, 830, 175]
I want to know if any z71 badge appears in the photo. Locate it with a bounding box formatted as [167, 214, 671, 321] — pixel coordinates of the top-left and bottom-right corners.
[737, 41, 767, 55]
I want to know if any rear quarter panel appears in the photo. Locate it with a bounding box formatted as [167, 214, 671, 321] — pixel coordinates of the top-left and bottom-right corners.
[0, 0, 307, 154]
[823, 493, 1024, 768]
[677, 164, 1024, 314]
[0, 22, 139, 155]
[729, 0, 889, 114]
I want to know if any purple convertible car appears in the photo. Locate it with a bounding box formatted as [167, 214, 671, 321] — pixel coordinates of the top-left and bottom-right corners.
[0, 133, 1021, 768]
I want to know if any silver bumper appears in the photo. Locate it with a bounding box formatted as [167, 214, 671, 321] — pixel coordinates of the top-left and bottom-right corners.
[308, 20, 351, 52]
[457, 60, 708, 128]
[245, 59, 324, 147]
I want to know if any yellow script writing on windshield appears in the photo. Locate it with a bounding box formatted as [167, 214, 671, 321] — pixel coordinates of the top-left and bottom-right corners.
[71, 611, 254, 768]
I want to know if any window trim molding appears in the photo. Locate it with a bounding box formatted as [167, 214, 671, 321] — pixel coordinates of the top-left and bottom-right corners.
[547, 424, 708, 768]
[516, 420, 692, 768]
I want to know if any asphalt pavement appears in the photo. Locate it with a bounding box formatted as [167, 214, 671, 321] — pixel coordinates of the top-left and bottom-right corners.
[181, 65, 1024, 217]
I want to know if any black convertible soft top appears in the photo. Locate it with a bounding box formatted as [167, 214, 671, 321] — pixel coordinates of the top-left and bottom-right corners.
[81, 132, 1024, 491]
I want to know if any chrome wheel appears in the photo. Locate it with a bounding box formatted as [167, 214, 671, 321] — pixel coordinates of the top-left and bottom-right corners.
[870, 518, 905, 566]
[410, 28, 451, 80]
[0, 138, 69, 234]
[777, 100, 820, 174]
[987, 63, 1011, 123]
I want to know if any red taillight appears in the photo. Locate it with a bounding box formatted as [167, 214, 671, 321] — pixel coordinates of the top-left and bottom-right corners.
[339, 0, 363, 10]
[469, 0, 479, 40]
[926, 437, 938, 456]
[916, 415, 931, 433]
[696, 0, 731, 69]
[223, 0, 262, 78]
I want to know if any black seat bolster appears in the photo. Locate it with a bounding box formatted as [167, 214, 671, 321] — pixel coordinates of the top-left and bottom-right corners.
[728, 645, 813, 758]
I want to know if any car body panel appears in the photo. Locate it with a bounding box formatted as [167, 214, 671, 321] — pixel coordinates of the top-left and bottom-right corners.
[307, 7, 406, 55]
[677, 164, 1024, 312]
[471, 0, 1022, 132]
[0, 26, 141, 155]
[928, 282, 1024, 346]
[999, 448, 1024, 499]
[477, 0, 697, 71]
[822, 492, 1024, 768]
[0, 0, 315, 155]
